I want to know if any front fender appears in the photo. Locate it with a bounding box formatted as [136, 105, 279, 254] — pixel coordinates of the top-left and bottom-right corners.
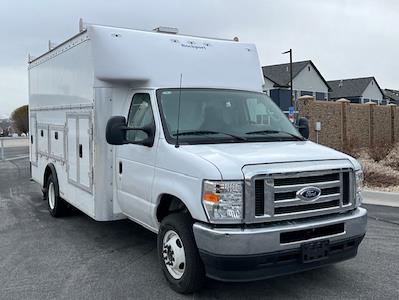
[151, 168, 209, 230]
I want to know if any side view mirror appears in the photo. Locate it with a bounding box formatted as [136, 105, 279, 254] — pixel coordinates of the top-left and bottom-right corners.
[106, 116, 155, 147]
[106, 116, 128, 145]
[297, 117, 310, 139]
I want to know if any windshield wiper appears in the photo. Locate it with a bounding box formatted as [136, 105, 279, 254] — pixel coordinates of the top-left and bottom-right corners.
[245, 130, 304, 141]
[173, 130, 247, 141]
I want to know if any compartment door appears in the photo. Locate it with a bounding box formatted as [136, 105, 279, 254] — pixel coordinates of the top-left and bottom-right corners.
[78, 116, 92, 190]
[67, 116, 78, 184]
[37, 124, 49, 155]
[66, 114, 92, 192]
[29, 115, 37, 165]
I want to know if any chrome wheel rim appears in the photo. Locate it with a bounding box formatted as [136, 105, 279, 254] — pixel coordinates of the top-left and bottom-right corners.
[162, 230, 186, 279]
[48, 182, 55, 210]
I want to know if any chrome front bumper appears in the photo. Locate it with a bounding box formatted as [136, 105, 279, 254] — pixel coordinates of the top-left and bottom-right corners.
[193, 207, 367, 256]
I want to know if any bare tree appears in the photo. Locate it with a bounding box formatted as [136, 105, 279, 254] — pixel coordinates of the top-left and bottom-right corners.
[11, 105, 28, 134]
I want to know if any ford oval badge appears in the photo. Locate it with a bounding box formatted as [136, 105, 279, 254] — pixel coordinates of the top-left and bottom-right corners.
[296, 186, 321, 202]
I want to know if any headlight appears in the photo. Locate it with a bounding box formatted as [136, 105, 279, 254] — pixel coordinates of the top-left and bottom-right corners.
[355, 170, 363, 206]
[202, 180, 243, 223]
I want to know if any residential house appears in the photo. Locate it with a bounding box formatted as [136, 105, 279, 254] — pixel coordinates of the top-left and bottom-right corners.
[383, 89, 399, 105]
[262, 60, 331, 111]
[328, 77, 385, 104]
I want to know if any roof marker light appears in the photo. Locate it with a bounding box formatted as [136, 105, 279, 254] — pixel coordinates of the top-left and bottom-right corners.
[153, 26, 178, 34]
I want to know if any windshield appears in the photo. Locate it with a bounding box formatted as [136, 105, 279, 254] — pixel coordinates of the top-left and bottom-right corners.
[156, 89, 302, 144]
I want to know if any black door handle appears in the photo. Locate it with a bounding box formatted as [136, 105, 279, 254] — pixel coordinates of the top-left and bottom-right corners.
[119, 161, 122, 174]
[79, 144, 83, 158]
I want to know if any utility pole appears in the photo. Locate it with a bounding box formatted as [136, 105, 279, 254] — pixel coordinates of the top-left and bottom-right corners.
[282, 49, 293, 108]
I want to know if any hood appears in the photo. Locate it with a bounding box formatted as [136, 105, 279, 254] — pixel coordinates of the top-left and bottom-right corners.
[181, 141, 359, 179]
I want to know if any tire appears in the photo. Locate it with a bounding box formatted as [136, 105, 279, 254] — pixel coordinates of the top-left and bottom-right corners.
[45, 174, 67, 217]
[157, 213, 205, 294]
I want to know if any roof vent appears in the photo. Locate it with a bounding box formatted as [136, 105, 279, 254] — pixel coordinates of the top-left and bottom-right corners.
[339, 80, 343, 88]
[153, 26, 178, 34]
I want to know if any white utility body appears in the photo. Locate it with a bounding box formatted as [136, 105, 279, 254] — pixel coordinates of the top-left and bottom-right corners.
[29, 23, 367, 293]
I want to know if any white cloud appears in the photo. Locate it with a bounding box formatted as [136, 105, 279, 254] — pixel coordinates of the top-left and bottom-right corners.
[0, 66, 28, 117]
[0, 0, 398, 116]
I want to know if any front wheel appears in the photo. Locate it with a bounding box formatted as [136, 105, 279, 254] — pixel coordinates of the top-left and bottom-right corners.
[157, 213, 205, 294]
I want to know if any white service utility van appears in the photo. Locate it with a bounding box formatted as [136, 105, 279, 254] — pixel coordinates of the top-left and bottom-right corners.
[29, 22, 367, 293]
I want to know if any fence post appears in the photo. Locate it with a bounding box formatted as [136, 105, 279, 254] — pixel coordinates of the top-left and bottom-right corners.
[297, 95, 315, 118]
[337, 98, 350, 151]
[389, 104, 397, 144]
[366, 102, 377, 148]
[297, 95, 315, 141]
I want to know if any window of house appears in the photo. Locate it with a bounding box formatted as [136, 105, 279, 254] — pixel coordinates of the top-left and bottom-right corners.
[316, 92, 326, 101]
[301, 91, 313, 96]
[351, 98, 361, 104]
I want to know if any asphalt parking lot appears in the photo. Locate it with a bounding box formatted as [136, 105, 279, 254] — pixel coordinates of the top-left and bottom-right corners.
[0, 157, 398, 300]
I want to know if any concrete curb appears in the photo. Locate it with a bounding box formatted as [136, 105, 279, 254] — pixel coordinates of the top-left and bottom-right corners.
[363, 189, 399, 207]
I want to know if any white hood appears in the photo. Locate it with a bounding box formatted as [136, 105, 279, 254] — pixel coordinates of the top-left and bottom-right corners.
[181, 141, 360, 179]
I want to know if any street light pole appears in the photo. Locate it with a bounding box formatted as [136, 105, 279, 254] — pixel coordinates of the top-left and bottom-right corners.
[282, 49, 293, 108]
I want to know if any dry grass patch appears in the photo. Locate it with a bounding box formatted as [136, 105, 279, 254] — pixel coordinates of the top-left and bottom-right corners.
[383, 144, 399, 171]
[356, 144, 399, 192]
[369, 144, 393, 162]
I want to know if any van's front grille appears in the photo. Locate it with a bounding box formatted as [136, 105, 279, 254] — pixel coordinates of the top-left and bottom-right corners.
[274, 200, 340, 215]
[273, 173, 340, 186]
[251, 169, 354, 222]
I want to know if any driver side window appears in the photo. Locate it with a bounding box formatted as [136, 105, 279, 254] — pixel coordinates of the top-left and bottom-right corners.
[126, 93, 154, 142]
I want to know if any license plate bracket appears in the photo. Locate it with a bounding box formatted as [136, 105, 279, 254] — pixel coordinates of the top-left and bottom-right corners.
[301, 240, 330, 263]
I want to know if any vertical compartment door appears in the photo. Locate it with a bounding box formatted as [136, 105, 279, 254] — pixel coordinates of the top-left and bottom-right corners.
[67, 114, 93, 193]
[78, 117, 92, 190]
[67, 117, 78, 184]
[29, 115, 37, 165]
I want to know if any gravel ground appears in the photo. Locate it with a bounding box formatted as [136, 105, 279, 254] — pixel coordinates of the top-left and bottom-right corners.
[357, 144, 399, 192]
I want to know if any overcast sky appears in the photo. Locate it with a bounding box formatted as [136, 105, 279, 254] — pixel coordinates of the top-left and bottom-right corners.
[0, 0, 398, 117]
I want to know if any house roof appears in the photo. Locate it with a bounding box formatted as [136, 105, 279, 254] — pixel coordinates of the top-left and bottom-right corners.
[327, 77, 384, 99]
[383, 89, 399, 104]
[262, 60, 331, 91]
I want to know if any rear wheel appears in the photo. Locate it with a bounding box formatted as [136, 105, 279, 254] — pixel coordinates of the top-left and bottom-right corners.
[45, 174, 67, 217]
[157, 213, 205, 294]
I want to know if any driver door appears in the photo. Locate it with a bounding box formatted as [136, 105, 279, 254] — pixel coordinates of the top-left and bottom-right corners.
[115, 92, 157, 227]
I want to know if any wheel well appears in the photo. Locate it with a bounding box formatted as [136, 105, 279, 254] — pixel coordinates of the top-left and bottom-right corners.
[43, 163, 58, 190]
[44, 166, 52, 186]
[156, 194, 189, 222]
